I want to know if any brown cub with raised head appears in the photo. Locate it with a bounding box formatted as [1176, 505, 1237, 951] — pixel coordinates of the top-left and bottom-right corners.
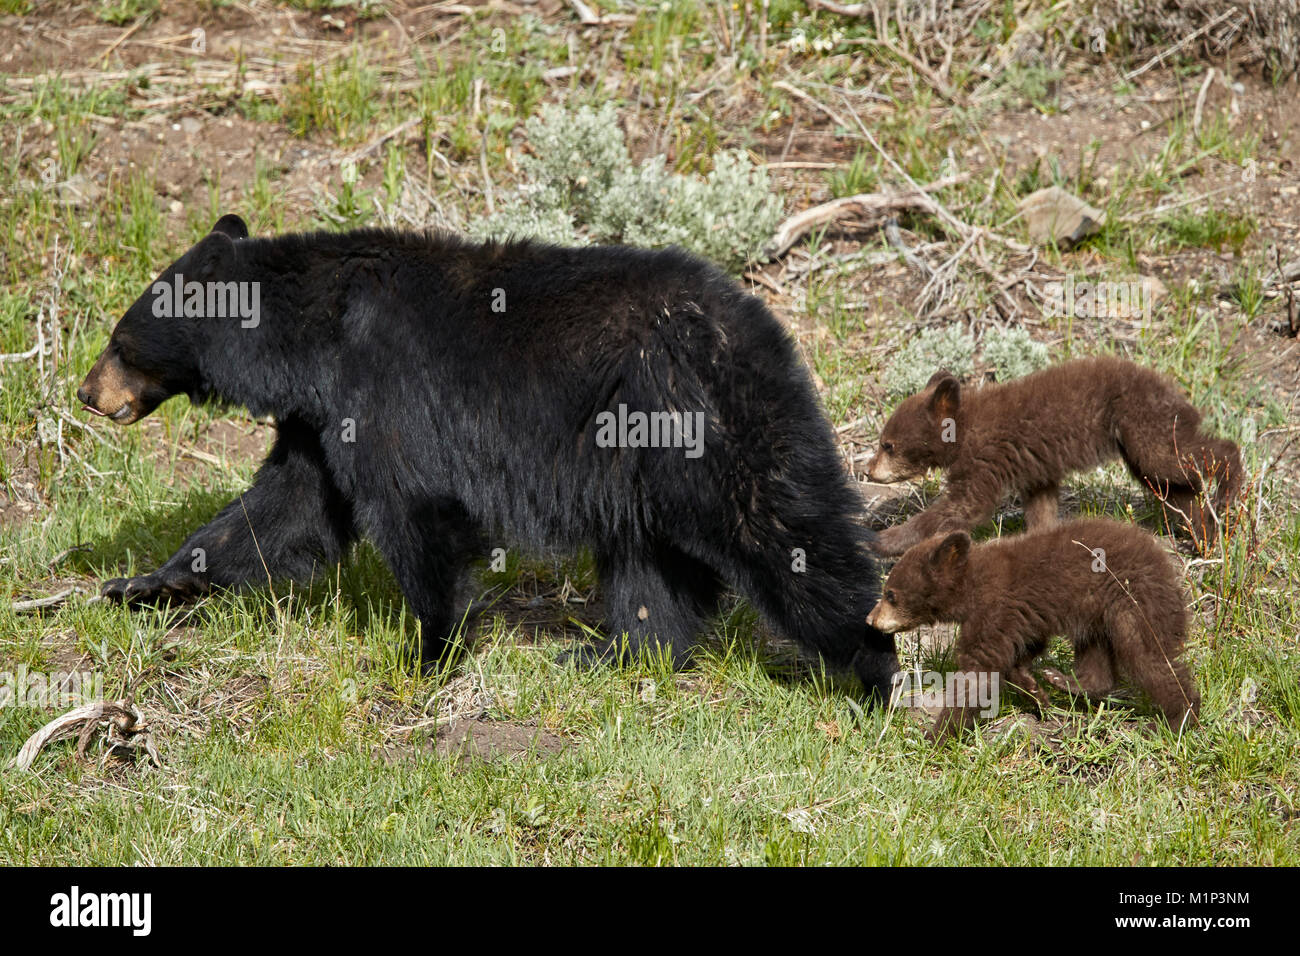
[866, 518, 1201, 741]
[867, 356, 1241, 556]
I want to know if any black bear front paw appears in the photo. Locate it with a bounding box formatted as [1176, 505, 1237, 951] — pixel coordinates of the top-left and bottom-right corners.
[101, 569, 207, 607]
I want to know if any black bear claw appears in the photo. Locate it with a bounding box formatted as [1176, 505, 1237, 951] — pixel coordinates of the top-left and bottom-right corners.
[101, 572, 204, 607]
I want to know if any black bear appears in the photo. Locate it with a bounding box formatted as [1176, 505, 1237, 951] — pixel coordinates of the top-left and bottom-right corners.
[78, 215, 898, 699]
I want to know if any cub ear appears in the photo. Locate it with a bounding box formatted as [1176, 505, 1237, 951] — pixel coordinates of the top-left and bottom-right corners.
[930, 531, 971, 571]
[927, 373, 960, 419]
[925, 369, 953, 388]
[211, 214, 249, 241]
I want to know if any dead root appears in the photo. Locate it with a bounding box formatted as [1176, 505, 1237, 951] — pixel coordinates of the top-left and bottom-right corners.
[9, 699, 161, 772]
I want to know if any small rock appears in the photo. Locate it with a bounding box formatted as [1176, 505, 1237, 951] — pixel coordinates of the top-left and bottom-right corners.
[1019, 186, 1106, 249]
[1140, 275, 1167, 305]
[57, 173, 101, 207]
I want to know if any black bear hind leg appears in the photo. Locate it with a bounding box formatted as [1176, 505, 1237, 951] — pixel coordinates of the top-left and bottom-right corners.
[366, 497, 482, 674]
[562, 545, 722, 671]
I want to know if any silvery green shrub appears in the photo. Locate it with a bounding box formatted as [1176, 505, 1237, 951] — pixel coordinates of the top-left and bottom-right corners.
[469, 185, 583, 246]
[620, 152, 784, 272]
[517, 103, 629, 222]
[982, 326, 1050, 382]
[883, 325, 977, 401]
[474, 103, 782, 272]
[588, 156, 675, 240]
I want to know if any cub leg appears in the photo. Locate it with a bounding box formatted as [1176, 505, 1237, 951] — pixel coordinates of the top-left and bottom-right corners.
[1006, 664, 1052, 712]
[1022, 482, 1060, 531]
[1040, 642, 1117, 702]
[928, 622, 1012, 742]
[874, 491, 995, 557]
[1117, 417, 1240, 550]
[1107, 609, 1200, 729]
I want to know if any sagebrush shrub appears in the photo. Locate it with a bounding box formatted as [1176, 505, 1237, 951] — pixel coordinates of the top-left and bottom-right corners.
[982, 326, 1050, 382]
[471, 104, 782, 271]
[883, 326, 977, 401]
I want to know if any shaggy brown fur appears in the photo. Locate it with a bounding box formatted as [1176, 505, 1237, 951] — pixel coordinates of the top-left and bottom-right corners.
[866, 518, 1201, 741]
[867, 356, 1241, 556]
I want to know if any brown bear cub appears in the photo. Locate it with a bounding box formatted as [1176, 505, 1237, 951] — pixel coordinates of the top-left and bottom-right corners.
[866, 518, 1201, 741]
[867, 356, 1241, 556]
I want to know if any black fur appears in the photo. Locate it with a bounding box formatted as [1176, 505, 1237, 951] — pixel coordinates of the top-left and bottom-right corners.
[86, 217, 897, 698]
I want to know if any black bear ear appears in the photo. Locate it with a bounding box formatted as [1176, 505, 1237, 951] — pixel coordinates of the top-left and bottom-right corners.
[191, 230, 238, 280]
[211, 214, 249, 240]
[927, 373, 960, 418]
[931, 531, 971, 571]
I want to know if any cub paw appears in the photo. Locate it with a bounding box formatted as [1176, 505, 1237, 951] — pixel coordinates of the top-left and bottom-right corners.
[871, 525, 910, 557]
[925, 720, 955, 745]
[1039, 666, 1079, 693]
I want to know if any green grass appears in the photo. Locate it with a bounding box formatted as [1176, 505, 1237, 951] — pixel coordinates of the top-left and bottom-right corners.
[1160, 206, 1257, 255]
[1, 0, 1298, 867]
[96, 0, 158, 25]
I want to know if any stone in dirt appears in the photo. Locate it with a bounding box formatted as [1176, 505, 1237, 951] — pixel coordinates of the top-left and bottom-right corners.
[1019, 185, 1106, 248]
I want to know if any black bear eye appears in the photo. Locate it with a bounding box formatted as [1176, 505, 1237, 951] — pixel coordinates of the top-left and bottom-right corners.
[881, 441, 894, 453]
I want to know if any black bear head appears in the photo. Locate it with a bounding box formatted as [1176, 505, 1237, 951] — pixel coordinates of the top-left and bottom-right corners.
[77, 215, 249, 424]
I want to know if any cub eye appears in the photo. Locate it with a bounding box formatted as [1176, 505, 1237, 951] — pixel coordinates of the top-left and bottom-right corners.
[880, 441, 895, 454]
[885, 589, 897, 603]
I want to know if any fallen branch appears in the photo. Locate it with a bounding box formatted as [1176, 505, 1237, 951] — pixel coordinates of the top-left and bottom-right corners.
[46, 544, 92, 571]
[764, 175, 966, 259]
[10, 699, 160, 772]
[806, 0, 869, 14]
[565, 0, 636, 26]
[1193, 67, 1216, 136]
[883, 218, 935, 278]
[772, 80, 852, 130]
[0, 342, 40, 363]
[11, 586, 85, 613]
[1265, 255, 1300, 288]
[1274, 248, 1298, 337]
[98, 15, 150, 66]
[338, 116, 420, 166]
[847, 36, 960, 104]
[1124, 8, 1240, 81]
[839, 94, 1029, 254]
[566, 0, 599, 24]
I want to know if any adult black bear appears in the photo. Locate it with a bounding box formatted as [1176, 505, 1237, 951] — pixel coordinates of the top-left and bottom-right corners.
[79, 215, 897, 699]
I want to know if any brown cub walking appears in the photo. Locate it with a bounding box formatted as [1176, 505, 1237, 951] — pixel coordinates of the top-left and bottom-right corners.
[867, 356, 1241, 555]
[866, 518, 1201, 741]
